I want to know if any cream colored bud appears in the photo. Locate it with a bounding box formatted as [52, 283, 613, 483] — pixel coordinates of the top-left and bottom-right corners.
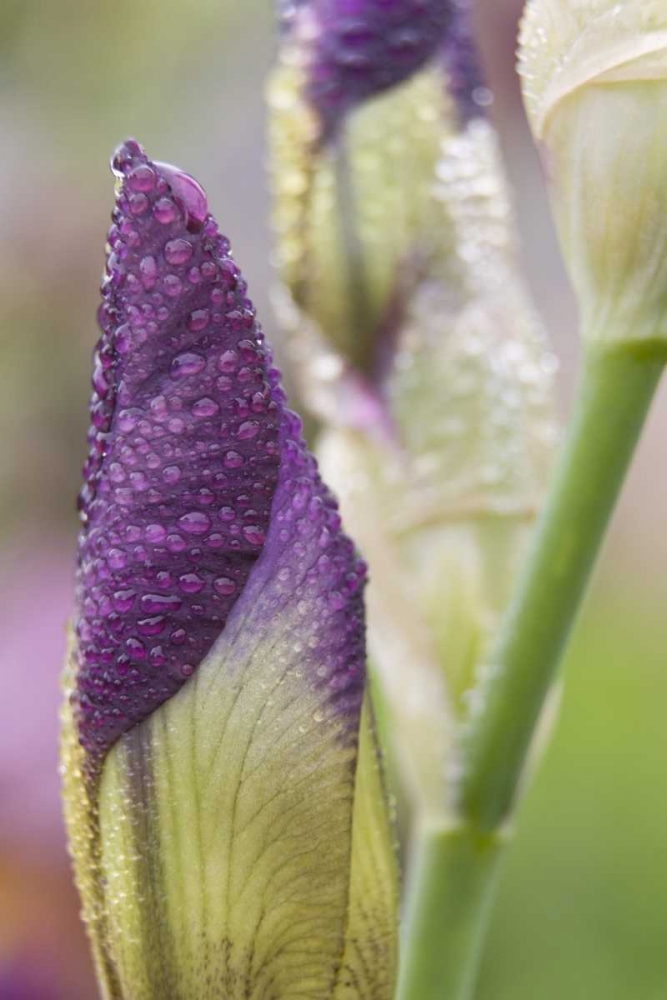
[317, 120, 558, 819]
[520, 1, 667, 345]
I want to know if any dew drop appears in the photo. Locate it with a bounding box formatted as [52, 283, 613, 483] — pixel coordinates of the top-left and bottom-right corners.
[129, 193, 149, 216]
[155, 161, 209, 229]
[164, 239, 194, 266]
[137, 615, 167, 636]
[128, 164, 156, 192]
[237, 420, 260, 440]
[126, 637, 146, 661]
[242, 525, 265, 545]
[141, 593, 183, 613]
[108, 548, 126, 570]
[192, 397, 219, 418]
[217, 350, 238, 374]
[188, 309, 209, 332]
[179, 573, 205, 594]
[154, 197, 178, 224]
[171, 352, 205, 379]
[178, 511, 211, 535]
[163, 274, 182, 297]
[149, 645, 167, 667]
[113, 589, 136, 612]
[145, 524, 167, 544]
[163, 465, 182, 485]
[223, 451, 243, 469]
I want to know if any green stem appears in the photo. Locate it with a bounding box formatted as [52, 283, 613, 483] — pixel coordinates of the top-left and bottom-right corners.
[396, 823, 505, 1000]
[456, 340, 665, 831]
[396, 341, 664, 1000]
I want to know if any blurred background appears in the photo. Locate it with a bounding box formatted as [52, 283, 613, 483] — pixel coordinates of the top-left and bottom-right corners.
[0, 1, 666, 998]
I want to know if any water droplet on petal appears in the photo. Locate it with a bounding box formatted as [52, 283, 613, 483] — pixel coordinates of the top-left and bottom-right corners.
[163, 465, 182, 484]
[188, 309, 210, 332]
[179, 573, 205, 594]
[141, 593, 183, 613]
[192, 397, 219, 418]
[237, 420, 260, 440]
[155, 161, 209, 229]
[178, 511, 211, 535]
[128, 164, 156, 192]
[138, 615, 166, 636]
[145, 523, 167, 544]
[171, 352, 205, 379]
[165, 238, 194, 266]
[242, 525, 265, 545]
[154, 197, 178, 224]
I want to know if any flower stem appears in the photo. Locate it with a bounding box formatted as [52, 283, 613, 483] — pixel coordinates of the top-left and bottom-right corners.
[396, 340, 664, 1000]
[457, 339, 665, 831]
[396, 822, 505, 1000]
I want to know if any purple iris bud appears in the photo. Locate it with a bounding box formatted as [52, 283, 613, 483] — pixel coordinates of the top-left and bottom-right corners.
[289, 0, 451, 136]
[73, 139, 366, 773]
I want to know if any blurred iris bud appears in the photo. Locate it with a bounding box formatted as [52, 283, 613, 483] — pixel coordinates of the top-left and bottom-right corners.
[270, 1, 559, 815]
[279, 0, 451, 137]
[520, 0, 667, 346]
[269, 0, 501, 426]
[317, 115, 558, 813]
[269, 1, 457, 395]
[60, 141, 397, 1000]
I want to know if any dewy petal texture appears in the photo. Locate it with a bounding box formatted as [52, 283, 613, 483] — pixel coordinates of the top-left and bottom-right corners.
[75, 140, 283, 771]
[61, 141, 397, 999]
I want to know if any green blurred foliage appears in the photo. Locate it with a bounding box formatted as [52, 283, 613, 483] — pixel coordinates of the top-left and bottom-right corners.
[479, 585, 667, 1000]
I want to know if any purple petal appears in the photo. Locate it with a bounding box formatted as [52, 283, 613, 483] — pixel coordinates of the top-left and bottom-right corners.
[290, 0, 451, 137]
[227, 407, 368, 734]
[73, 139, 366, 771]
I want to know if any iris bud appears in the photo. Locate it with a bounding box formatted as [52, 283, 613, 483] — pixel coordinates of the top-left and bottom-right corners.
[520, 1, 667, 345]
[317, 118, 558, 812]
[61, 141, 397, 1000]
[271, 5, 561, 813]
[269, 1, 458, 391]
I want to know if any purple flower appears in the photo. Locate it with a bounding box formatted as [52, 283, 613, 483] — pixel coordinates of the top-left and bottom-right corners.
[287, 0, 452, 137]
[62, 141, 397, 999]
[72, 139, 366, 773]
[269, 0, 491, 402]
